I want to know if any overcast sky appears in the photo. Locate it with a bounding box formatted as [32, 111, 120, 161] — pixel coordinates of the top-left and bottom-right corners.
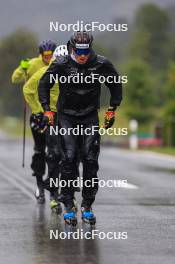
[1, 0, 175, 41]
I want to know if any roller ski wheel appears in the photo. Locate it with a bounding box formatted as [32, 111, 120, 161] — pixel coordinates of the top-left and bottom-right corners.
[50, 199, 62, 214]
[64, 208, 77, 226]
[35, 187, 45, 204]
[81, 207, 96, 226]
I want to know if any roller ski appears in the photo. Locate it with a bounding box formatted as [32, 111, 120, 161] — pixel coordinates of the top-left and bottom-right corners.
[35, 186, 45, 204]
[50, 199, 62, 215]
[50, 191, 62, 214]
[35, 177, 45, 204]
[81, 207, 96, 226]
[64, 207, 77, 226]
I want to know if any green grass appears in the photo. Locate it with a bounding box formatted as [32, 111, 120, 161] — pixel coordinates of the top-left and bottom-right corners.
[0, 116, 32, 137]
[1, 115, 175, 158]
[1, 110, 129, 141]
[147, 147, 175, 156]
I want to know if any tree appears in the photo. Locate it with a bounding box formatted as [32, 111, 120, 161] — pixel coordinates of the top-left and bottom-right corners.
[130, 4, 170, 70]
[162, 62, 175, 146]
[0, 28, 38, 117]
[163, 102, 175, 146]
[124, 60, 155, 123]
[165, 62, 175, 100]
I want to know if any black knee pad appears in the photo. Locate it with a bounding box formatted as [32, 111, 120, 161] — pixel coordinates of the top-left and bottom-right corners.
[31, 152, 46, 176]
[46, 151, 60, 164]
[61, 159, 77, 176]
[83, 159, 99, 177]
[46, 151, 61, 180]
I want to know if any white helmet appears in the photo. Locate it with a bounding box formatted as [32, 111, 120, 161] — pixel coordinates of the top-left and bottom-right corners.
[52, 45, 68, 59]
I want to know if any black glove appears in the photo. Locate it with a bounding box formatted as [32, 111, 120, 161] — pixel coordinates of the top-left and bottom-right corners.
[39, 116, 49, 131]
[104, 107, 116, 129]
[30, 113, 44, 132]
[39, 111, 55, 133]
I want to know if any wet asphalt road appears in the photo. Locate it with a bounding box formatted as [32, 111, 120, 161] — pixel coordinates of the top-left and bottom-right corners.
[0, 136, 175, 264]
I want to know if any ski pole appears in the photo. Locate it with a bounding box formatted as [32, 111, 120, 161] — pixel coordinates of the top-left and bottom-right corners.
[22, 68, 28, 168]
[22, 100, 27, 167]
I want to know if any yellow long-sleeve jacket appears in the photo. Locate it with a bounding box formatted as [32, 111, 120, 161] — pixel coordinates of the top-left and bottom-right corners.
[11, 55, 46, 83]
[23, 66, 59, 113]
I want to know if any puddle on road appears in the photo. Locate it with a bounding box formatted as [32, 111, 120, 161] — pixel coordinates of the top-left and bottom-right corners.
[31, 205, 101, 264]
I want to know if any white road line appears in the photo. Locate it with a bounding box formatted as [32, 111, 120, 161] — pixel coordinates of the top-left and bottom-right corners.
[79, 166, 138, 190]
[98, 163, 139, 189]
[0, 161, 138, 202]
[0, 163, 35, 191]
[102, 148, 175, 165]
[120, 182, 138, 189]
[0, 172, 35, 201]
[141, 150, 175, 162]
[0, 162, 50, 201]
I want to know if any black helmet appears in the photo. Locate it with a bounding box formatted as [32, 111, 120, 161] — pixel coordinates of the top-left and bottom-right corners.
[38, 40, 57, 54]
[69, 31, 93, 49]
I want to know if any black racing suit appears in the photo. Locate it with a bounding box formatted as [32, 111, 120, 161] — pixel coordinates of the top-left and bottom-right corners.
[30, 114, 46, 179]
[30, 113, 61, 196]
[38, 51, 122, 208]
[44, 114, 61, 197]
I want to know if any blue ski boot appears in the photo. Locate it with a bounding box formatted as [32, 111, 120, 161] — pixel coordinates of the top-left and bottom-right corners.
[64, 207, 77, 226]
[81, 207, 96, 226]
